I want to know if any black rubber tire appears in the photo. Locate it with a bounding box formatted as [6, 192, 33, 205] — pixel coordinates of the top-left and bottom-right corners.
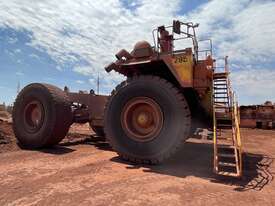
[104, 75, 191, 164]
[91, 125, 105, 137]
[12, 83, 73, 149]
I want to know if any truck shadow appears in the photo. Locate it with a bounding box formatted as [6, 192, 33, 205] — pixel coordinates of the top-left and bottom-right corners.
[16, 142, 76, 155]
[59, 134, 113, 151]
[33, 133, 274, 191]
[39, 146, 76, 154]
[18, 134, 111, 155]
[110, 141, 274, 191]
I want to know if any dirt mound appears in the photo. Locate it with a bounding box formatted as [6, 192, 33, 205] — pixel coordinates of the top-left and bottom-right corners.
[0, 121, 18, 152]
[0, 111, 12, 123]
[0, 110, 10, 118]
[0, 131, 9, 144]
[0, 122, 94, 153]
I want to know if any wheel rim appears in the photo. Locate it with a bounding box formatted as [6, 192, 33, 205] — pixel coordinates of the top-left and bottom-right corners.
[23, 100, 45, 133]
[121, 97, 163, 142]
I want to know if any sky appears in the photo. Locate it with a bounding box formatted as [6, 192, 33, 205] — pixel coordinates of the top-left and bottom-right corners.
[0, 0, 275, 105]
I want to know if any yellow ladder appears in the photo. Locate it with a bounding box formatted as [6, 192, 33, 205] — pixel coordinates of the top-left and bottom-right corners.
[213, 61, 242, 177]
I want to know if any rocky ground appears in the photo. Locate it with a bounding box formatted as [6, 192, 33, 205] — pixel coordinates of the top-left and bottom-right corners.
[0, 122, 275, 206]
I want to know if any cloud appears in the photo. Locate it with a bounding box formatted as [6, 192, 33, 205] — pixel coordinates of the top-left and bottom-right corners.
[14, 48, 21, 53]
[29, 53, 40, 60]
[73, 66, 94, 76]
[88, 78, 96, 85]
[15, 71, 24, 76]
[7, 36, 18, 44]
[231, 68, 275, 104]
[56, 65, 63, 71]
[0, 0, 181, 78]
[0, 0, 274, 103]
[76, 80, 84, 84]
[186, 0, 275, 63]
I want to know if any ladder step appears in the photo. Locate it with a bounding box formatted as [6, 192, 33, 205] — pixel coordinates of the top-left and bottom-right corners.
[214, 92, 228, 94]
[218, 153, 235, 158]
[216, 137, 232, 140]
[214, 101, 229, 104]
[214, 72, 228, 76]
[214, 97, 229, 99]
[214, 84, 227, 86]
[214, 75, 227, 78]
[217, 171, 239, 177]
[213, 75, 227, 78]
[216, 124, 232, 128]
[215, 111, 231, 114]
[216, 116, 232, 120]
[214, 87, 227, 90]
[215, 112, 232, 116]
[215, 109, 230, 112]
[218, 162, 236, 167]
[214, 105, 229, 108]
[214, 79, 227, 82]
[216, 118, 232, 122]
[214, 81, 227, 83]
[217, 145, 235, 149]
[215, 111, 230, 115]
[213, 75, 228, 78]
[213, 78, 228, 80]
[215, 110, 230, 113]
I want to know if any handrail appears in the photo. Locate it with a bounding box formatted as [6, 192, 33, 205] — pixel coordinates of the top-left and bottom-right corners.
[233, 92, 242, 176]
[151, 20, 201, 61]
[233, 93, 242, 149]
[213, 86, 218, 173]
[213, 104, 218, 173]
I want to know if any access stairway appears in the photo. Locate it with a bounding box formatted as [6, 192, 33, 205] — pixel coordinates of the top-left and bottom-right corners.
[212, 63, 242, 177]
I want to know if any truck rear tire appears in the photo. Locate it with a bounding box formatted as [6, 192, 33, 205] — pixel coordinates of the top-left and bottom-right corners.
[89, 123, 106, 140]
[12, 83, 72, 149]
[104, 75, 191, 164]
[91, 126, 105, 137]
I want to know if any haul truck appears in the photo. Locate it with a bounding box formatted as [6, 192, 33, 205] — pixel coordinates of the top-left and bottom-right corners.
[12, 20, 242, 177]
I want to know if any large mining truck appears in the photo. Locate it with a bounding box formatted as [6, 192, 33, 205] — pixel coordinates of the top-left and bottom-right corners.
[12, 20, 242, 177]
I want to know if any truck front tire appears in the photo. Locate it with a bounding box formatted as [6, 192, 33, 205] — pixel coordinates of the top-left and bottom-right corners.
[104, 75, 191, 164]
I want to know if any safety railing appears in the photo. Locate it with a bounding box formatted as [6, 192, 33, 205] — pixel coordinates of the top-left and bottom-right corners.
[213, 102, 218, 173]
[232, 92, 242, 176]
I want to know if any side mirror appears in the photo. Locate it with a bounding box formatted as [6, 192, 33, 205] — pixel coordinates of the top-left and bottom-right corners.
[173, 20, 181, 34]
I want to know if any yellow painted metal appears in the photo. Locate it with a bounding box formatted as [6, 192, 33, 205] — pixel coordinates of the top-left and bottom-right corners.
[213, 104, 218, 173]
[162, 52, 194, 87]
[233, 94, 242, 176]
[213, 63, 242, 177]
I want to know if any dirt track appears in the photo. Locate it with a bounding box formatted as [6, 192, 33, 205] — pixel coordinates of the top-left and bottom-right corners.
[0, 123, 275, 206]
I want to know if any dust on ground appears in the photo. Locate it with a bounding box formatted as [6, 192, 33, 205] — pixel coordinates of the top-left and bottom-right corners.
[0, 122, 275, 206]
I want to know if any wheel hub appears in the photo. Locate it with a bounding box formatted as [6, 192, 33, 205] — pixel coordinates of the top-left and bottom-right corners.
[23, 100, 45, 133]
[121, 97, 163, 142]
[137, 112, 150, 127]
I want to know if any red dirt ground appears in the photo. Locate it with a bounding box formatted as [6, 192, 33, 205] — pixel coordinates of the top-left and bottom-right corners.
[0, 122, 275, 206]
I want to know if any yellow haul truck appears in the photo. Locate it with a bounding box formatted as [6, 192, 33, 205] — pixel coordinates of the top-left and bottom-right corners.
[12, 20, 242, 177]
